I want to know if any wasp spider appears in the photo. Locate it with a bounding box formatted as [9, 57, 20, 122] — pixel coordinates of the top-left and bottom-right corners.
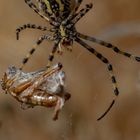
[16, 0, 140, 120]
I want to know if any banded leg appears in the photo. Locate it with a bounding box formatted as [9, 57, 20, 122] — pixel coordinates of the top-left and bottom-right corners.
[75, 37, 119, 121]
[63, 0, 83, 23]
[64, 2, 92, 25]
[20, 35, 53, 70]
[71, 0, 83, 15]
[73, 3, 93, 24]
[46, 39, 60, 68]
[16, 24, 48, 40]
[78, 33, 140, 62]
[25, 0, 50, 21]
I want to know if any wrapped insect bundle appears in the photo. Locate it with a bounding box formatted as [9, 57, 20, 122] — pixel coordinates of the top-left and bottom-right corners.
[1, 63, 71, 120]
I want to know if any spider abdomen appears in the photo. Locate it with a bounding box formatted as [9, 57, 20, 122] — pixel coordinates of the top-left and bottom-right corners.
[38, 0, 74, 19]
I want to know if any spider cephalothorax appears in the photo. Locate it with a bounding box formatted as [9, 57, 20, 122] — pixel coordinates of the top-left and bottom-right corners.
[15, 0, 140, 120]
[52, 21, 76, 51]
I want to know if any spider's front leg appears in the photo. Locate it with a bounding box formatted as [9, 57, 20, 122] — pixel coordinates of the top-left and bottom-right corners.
[46, 39, 60, 68]
[16, 24, 48, 40]
[75, 37, 119, 120]
[78, 33, 140, 62]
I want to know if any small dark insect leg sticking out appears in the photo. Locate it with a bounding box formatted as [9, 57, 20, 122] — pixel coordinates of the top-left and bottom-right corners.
[77, 33, 140, 62]
[75, 37, 119, 121]
[16, 24, 48, 40]
[20, 35, 54, 70]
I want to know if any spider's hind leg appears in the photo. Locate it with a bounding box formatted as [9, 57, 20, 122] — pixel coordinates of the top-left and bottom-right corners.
[78, 33, 140, 62]
[75, 37, 119, 120]
[16, 24, 47, 40]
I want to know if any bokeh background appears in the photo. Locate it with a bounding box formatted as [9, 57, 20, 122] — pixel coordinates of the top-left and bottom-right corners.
[0, 0, 140, 140]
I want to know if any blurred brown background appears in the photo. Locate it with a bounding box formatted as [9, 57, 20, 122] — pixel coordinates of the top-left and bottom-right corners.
[0, 0, 140, 140]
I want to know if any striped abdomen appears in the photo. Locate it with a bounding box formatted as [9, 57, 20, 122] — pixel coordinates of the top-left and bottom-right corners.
[38, 0, 77, 19]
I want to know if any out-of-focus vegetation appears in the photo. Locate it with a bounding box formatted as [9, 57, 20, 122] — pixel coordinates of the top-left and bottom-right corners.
[0, 0, 140, 140]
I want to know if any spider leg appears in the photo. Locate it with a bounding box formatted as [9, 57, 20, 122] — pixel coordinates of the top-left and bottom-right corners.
[64, 0, 83, 23]
[70, 0, 83, 15]
[46, 39, 60, 68]
[24, 0, 50, 22]
[20, 35, 53, 70]
[75, 37, 119, 121]
[78, 33, 140, 62]
[16, 24, 48, 40]
[64, 2, 93, 25]
[73, 3, 93, 24]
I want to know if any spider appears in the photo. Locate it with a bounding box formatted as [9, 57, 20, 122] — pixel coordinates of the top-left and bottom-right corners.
[16, 0, 140, 121]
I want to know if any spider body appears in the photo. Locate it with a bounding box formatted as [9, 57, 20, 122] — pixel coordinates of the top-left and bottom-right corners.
[17, 0, 91, 60]
[16, 0, 140, 120]
[37, 0, 81, 51]
[38, 0, 72, 19]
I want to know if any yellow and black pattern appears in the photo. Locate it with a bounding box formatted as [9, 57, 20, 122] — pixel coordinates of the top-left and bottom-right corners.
[16, 0, 140, 120]
[37, 0, 72, 19]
